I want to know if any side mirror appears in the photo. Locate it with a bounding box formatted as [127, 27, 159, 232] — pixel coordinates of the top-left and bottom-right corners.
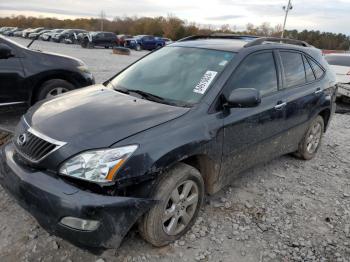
[225, 88, 261, 108]
[0, 44, 14, 59]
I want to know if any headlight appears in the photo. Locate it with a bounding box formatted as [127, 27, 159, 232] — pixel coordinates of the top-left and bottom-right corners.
[59, 145, 138, 183]
[77, 65, 91, 74]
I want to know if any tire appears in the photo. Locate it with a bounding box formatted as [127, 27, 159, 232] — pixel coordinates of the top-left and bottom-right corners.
[295, 115, 324, 160]
[135, 44, 141, 51]
[112, 47, 130, 56]
[35, 79, 75, 102]
[81, 39, 88, 48]
[138, 163, 204, 247]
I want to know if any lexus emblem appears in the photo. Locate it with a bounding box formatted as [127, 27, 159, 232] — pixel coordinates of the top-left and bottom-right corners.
[17, 133, 27, 146]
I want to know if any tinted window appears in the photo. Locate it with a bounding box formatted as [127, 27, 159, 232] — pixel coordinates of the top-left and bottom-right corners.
[226, 52, 278, 96]
[308, 58, 324, 79]
[325, 55, 350, 67]
[303, 55, 316, 82]
[280, 52, 306, 88]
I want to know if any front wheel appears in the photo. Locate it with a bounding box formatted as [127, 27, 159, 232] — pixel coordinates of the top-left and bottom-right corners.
[295, 115, 324, 160]
[35, 79, 75, 102]
[138, 163, 204, 247]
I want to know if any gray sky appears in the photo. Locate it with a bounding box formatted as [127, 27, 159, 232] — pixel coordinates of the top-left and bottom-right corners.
[0, 0, 349, 34]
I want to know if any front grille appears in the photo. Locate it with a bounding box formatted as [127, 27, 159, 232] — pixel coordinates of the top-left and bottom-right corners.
[14, 131, 56, 162]
[13, 118, 66, 163]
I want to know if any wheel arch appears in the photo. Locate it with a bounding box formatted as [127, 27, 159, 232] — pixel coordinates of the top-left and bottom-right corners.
[29, 71, 81, 104]
[181, 154, 220, 195]
[318, 108, 331, 131]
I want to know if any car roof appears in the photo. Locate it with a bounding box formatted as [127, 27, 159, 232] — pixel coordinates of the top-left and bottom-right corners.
[170, 35, 314, 53]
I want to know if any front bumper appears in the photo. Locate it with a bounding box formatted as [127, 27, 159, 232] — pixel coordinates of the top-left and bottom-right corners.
[0, 143, 155, 248]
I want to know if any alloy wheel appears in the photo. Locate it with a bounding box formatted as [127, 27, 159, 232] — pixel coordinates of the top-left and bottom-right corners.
[46, 87, 69, 98]
[306, 122, 322, 154]
[162, 180, 199, 236]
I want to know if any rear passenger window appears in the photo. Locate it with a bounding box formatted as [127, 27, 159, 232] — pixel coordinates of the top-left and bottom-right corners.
[280, 52, 306, 88]
[226, 52, 278, 96]
[308, 58, 324, 79]
[303, 56, 316, 82]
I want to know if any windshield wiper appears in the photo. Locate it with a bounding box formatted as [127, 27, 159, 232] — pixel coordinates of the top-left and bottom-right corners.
[114, 86, 130, 94]
[113, 86, 191, 107]
[128, 89, 166, 103]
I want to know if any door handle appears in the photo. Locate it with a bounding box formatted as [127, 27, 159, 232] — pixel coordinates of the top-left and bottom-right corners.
[274, 102, 287, 110]
[315, 88, 323, 95]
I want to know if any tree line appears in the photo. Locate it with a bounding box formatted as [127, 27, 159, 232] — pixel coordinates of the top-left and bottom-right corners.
[1, 15, 349, 50]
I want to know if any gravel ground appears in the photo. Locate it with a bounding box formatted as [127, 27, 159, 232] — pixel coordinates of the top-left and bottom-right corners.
[0, 114, 349, 262]
[0, 38, 350, 262]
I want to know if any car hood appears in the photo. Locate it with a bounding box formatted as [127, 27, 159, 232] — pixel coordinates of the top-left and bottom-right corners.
[25, 85, 189, 149]
[28, 49, 84, 65]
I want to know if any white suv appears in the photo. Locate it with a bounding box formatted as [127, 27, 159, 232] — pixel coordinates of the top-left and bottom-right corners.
[325, 53, 350, 103]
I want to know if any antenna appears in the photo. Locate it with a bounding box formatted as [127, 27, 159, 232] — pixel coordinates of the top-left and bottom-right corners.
[281, 0, 293, 38]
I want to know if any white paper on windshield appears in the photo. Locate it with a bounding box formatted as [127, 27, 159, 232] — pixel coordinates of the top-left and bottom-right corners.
[193, 71, 218, 94]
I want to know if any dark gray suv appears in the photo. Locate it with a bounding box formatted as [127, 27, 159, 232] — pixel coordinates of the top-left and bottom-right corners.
[0, 35, 337, 249]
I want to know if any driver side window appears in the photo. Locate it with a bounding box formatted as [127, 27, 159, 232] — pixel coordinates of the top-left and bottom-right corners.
[225, 52, 278, 97]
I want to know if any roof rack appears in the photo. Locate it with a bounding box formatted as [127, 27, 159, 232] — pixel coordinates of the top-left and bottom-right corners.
[177, 34, 260, 42]
[177, 34, 311, 48]
[244, 37, 310, 47]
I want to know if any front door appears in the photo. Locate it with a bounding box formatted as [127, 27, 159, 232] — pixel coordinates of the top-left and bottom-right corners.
[220, 51, 286, 186]
[0, 41, 25, 105]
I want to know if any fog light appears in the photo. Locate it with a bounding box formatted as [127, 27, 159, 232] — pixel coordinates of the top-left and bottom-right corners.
[60, 217, 100, 231]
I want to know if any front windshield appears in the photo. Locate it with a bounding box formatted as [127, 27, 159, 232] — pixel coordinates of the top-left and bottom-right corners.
[110, 46, 235, 106]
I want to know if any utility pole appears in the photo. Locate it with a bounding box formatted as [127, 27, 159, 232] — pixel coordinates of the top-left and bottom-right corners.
[281, 0, 293, 38]
[100, 10, 106, 31]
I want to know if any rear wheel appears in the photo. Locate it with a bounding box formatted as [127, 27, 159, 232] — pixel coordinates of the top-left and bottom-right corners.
[295, 115, 324, 160]
[138, 163, 204, 247]
[35, 79, 75, 102]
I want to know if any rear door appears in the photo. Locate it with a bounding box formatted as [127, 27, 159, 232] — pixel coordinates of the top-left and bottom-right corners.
[275, 50, 325, 154]
[142, 36, 154, 49]
[94, 33, 104, 46]
[220, 51, 286, 185]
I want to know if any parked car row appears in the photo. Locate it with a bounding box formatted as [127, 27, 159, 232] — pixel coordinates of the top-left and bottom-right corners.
[0, 26, 172, 51]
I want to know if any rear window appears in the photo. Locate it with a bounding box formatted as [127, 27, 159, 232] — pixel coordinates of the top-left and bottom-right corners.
[280, 51, 306, 88]
[303, 55, 316, 82]
[308, 58, 324, 79]
[325, 55, 350, 67]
